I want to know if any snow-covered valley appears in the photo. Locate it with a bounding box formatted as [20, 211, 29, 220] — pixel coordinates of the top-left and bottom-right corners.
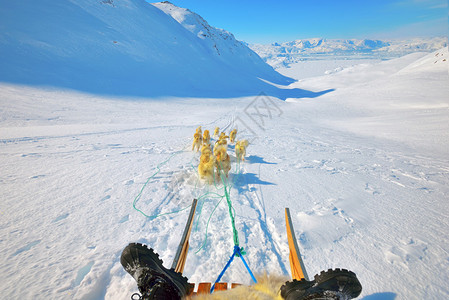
[1, 1, 449, 299]
[1, 48, 448, 299]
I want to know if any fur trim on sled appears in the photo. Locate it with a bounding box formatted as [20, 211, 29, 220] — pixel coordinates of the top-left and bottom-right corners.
[190, 273, 287, 300]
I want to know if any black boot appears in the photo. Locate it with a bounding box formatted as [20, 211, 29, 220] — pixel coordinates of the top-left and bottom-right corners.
[280, 268, 362, 300]
[120, 243, 190, 300]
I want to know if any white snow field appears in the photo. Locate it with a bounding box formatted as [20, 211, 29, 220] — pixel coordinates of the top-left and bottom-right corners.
[1, 48, 449, 299]
[1, 1, 449, 300]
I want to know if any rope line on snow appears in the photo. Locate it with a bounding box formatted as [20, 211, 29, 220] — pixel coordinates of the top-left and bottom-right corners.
[131, 129, 257, 290]
[130, 133, 253, 260]
[208, 159, 258, 292]
[132, 149, 199, 219]
[194, 156, 244, 253]
[131, 142, 241, 225]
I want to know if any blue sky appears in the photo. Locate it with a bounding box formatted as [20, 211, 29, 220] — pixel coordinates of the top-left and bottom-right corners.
[163, 0, 448, 43]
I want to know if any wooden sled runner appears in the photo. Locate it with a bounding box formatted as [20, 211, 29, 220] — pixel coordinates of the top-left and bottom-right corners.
[171, 198, 198, 274]
[172, 200, 308, 295]
[285, 207, 309, 281]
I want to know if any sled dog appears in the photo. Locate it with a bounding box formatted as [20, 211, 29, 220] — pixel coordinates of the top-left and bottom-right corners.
[192, 133, 202, 152]
[235, 139, 249, 161]
[229, 129, 237, 143]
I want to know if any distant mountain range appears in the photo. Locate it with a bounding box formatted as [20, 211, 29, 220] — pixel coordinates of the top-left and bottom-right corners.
[249, 37, 448, 68]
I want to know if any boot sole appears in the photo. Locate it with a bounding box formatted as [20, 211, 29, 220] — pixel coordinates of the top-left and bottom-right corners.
[281, 269, 362, 299]
[314, 268, 362, 298]
[121, 243, 189, 297]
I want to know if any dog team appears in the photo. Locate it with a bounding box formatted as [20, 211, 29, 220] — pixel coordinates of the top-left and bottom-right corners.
[192, 126, 248, 184]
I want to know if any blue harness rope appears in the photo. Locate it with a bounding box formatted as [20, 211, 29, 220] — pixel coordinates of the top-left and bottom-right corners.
[211, 245, 257, 293]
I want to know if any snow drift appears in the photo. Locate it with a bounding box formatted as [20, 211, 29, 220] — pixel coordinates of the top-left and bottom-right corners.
[0, 0, 310, 98]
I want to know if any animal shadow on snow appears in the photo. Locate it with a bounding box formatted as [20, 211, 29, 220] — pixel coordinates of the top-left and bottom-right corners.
[234, 172, 276, 192]
[245, 155, 276, 165]
[362, 292, 397, 300]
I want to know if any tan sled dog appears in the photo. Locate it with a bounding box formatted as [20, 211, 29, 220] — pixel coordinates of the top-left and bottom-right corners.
[213, 127, 220, 137]
[218, 132, 228, 140]
[196, 126, 202, 137]
[201, 143, 212, 156]
[229, 129, 237, 143]
[235, 139, 249, 161]
[198, 153, 215, 184]
[192, 133, 202, 152]
[203, 129, 210, 145]
[213, 138, 228, 154]
[215, 147, 231, 178]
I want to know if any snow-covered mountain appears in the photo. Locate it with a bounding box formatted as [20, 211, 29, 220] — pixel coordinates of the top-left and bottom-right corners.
[250, 37, 448, 68]
[0, 0, 292, 98]
[152, 1, 275, 77]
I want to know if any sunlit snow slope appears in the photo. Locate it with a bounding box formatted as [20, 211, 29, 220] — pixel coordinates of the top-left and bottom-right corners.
[0, 0, 295, 98]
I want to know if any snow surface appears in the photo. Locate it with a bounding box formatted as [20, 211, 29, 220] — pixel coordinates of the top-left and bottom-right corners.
[0, 0, 295, 98]
[1, 47, 449, 299]
[1, 0, 449, 299]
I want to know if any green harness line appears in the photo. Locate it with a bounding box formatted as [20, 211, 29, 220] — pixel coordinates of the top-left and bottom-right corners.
[131, 141, 257, 290]
[132, 142, 245, 254]
[220, 162, 240, 247]
[194, 154, 244, 253]
[209, 158, 258, 292]
[132, 150, 189, 219]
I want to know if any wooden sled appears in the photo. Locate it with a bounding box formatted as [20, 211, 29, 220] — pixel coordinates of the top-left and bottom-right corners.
[172, 200, 308, 295]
